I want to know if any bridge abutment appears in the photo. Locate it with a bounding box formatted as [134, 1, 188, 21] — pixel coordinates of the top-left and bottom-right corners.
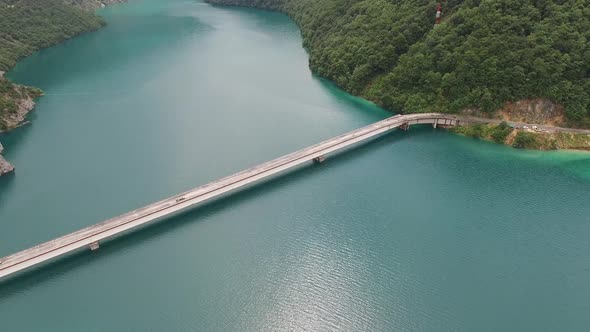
[433, 118, 460, 129]
[0, 113, 485, 281]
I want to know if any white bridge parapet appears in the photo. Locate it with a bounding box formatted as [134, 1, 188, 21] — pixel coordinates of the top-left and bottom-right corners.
[0, 113, 470, 280]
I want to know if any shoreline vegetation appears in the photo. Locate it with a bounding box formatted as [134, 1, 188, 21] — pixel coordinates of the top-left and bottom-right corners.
[452, 122, 590, 151]
[2, 1, 590, 175]
[206, 0, 590, 151]
[0, 0, 125, 175]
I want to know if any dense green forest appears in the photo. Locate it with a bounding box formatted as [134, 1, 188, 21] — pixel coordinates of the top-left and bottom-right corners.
[0, 0, 105, 130]
[208, 0, 590, 127]
[0, 0, 104, 71]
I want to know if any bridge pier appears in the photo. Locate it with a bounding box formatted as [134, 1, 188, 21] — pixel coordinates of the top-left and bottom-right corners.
[433, 119, 438, 128]
[89, 241, 100, 251]
[1, 113, 479, 281]
[437, 118, 459, 128]
[313, 156, 326, 164]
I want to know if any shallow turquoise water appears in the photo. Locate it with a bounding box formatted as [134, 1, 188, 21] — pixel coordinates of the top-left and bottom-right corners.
[1, 1, 590, 330]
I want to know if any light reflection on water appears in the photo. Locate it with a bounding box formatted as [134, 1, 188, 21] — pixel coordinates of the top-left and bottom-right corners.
[1, 0, 590, 331]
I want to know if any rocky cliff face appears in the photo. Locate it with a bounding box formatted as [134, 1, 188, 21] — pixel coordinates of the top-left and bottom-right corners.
[64, 0, 127, 10]
[0, 142, 14, 175]
[0, 74, 41, 133]
[0, 94, 36, 131]
[498, 99, 565, 126]
[460, 99, 566, 126]
[0, 74, 32, 176]
[0, 0, 125, 177]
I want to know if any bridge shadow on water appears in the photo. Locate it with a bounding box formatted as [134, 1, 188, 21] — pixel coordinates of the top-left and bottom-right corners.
[0, 127, 434, 294]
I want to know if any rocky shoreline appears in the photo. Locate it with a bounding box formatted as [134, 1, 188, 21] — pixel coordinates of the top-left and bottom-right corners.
[206, 0, 590, 152]
[0, 142, 14, 175]
[0, 0, 126, 177]
[451, 122, 590, 151]
[0, 72, 38, 132]
[0, 71, 38, 177]
[454, 100, 590, 151]
[65, 0, 127, 10]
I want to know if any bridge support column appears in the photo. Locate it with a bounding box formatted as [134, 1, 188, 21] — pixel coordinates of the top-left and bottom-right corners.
[442, 119, 456, 128]
[400, 123, 410, 131]
[436, 119, 458, 129]
[89, 241, 100, 251]
[313, 156, 326, 164]
[433, 119, 438, 129]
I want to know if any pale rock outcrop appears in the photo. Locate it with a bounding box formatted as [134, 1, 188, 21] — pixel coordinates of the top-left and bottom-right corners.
[64, 0, 127, 10]
[0, 142, 15, 176]
[0, 94, 35, 132]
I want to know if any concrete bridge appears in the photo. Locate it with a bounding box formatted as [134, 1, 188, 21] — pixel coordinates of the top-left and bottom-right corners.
[0, 113, 469, 280]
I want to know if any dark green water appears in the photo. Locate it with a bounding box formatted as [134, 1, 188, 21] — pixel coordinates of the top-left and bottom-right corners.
[1, 0, 590, 330]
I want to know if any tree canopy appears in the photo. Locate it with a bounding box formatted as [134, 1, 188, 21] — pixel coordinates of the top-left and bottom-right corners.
[0, 0, 104, 129]
[0, 0, 104, 71]
[208, 0, 590, 127]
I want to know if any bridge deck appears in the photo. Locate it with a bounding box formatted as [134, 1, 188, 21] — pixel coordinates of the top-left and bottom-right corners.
[0, 113, 462, 280]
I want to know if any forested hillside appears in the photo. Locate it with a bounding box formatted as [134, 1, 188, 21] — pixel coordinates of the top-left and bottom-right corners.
[0, 0, 105, 71]
[0, 0, 115, 132]
[207, 0, 590, 127]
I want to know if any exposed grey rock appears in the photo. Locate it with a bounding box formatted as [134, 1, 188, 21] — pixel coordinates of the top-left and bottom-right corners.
[0, 150, 15, 176]
[0, 94, 36, 133]
[64, 0, 127, 10]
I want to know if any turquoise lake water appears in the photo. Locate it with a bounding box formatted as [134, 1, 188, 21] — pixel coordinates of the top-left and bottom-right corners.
[1, 0, 590, 330]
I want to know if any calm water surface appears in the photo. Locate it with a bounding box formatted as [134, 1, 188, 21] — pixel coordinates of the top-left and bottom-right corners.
[1, 0, 590, 331]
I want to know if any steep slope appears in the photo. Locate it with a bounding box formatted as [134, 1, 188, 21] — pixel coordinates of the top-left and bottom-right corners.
[207, 0, 590, 128]
[0, 0, 106, 72]
[0, 0, 123, 174]
[0, 74, 41, 131]
[0, 0, 107, 133]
